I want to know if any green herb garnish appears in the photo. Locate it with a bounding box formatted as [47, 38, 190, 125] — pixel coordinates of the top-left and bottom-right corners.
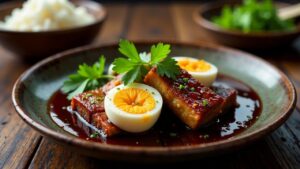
[179, 84, 185, 90]
[90, 132, 99, 138]
[62, 40, 180, 99]
[202, 99, 209, 107]
[112, 39, 180, 85]
[183, 78, 189, 83]
[212, 0, 295, 33]
[62, 55, 114, 100]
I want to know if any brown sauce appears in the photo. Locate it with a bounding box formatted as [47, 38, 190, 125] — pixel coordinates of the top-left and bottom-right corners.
[48, 75, 262, 146]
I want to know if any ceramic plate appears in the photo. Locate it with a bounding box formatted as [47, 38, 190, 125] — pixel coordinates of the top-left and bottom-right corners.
[12, 42, 296, 162]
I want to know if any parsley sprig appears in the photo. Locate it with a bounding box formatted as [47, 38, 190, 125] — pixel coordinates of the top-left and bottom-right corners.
[112, 39, 180, 85]
[62, 40, 180, 99]
[62, 55, 113, 100]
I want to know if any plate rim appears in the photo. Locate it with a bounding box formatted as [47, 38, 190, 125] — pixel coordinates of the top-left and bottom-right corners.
[11, 40, 297, 156]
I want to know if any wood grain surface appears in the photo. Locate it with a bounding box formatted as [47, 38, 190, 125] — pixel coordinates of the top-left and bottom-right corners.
[0, 2, 299, 169]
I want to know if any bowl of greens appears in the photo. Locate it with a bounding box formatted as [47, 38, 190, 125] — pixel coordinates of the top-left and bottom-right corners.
[194, 0, 300, 50]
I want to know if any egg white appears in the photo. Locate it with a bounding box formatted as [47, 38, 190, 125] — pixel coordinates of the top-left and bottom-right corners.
[174, 56, 218, 87]
[104, 83, 163, 133]
[108, 63, 117, 76]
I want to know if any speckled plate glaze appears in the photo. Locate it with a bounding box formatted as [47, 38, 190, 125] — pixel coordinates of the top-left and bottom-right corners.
[12, 42, 296, 162]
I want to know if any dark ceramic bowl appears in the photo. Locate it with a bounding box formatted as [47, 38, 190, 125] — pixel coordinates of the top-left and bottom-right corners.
[0, 1, 106, 61]
[193, 1, 300, 50]
[12, 42, 296, 162]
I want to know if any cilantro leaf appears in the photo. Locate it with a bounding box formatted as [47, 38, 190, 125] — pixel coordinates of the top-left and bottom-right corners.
[61, 79, 83, 94]
[202, 99, 209, 107]
[157, 57, 180, 79]
[112, 58, 136, 73]
[113, 40, 180, 85]
[62, 55, 113, 100]
[90, 132, 99, 138]
[118, 39, 141, 62]
[61, 74, 85, 93]
[66, 79, 89, 100]
[150, 43, 171, 64]
[69, 74, 85, 81]
[78, 64, 97, 78]
[96, 56, 105, 76]
[122, 65, 144, 85]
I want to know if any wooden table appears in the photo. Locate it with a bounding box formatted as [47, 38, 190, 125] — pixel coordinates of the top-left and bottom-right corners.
[0, 3, 300, 169]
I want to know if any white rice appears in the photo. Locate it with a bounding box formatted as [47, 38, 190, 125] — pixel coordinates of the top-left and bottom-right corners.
[0, 0, 96, 32]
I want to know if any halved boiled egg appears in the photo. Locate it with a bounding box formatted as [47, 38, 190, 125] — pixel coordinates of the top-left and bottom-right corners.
[174, 57, 218, 87]
[104, 83, 162, 133]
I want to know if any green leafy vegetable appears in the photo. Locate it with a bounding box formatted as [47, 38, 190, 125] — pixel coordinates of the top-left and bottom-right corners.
[111, 58, 136, 73]
[62, 40, 180, 99]
[113, 39, 180, 85]
[62, 55, 113, 100]
[90, 132, 99, 138]
[157, 57, 180, 79]
[150, 43, 171, 63]
[212, 0, 295, 32]
[202, 99, 209, 107]
[121, 65, 147, 85]
[118, 40, 141, 62]
[178, 84, 185, 90]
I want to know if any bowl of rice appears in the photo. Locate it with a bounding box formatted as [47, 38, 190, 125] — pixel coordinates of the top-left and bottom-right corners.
[0, 0, 106, 61]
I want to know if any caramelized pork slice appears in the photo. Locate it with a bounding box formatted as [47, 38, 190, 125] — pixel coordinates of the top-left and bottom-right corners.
[102, 75, 122, 94]
[212, 86, 238, 113]
[71, 72, 237, 136]
[71, 89, 105, 123]
[92, 112, 120, 137]
[144, 68, 224, 129]
[71, 77, 122, 137]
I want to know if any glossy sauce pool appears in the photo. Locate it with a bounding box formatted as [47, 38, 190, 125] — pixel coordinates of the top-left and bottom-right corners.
[48, 75, 262, 146]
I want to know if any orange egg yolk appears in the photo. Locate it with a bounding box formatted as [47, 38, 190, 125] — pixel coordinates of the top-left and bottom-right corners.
[113, 88, 156, 114]
[178, 59, 211, 72]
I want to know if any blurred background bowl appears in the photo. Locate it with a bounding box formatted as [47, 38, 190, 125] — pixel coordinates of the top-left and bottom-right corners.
[193, 1, 300, 50]
[0, 0, 106, 62]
